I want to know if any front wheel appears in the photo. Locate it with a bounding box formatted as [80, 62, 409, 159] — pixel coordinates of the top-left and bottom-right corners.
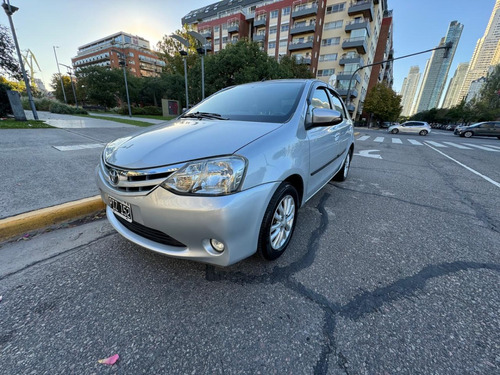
[464, 131, 473, 138]
[391, 129, 399, 134]
[257, 183, 299, 261]
[333, 149, 352, 182]
[419, 130, 428, 136]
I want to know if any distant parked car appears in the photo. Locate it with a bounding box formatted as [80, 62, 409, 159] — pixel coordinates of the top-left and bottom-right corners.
[388, 121, 431, 136]
[454, 121, 500, 139]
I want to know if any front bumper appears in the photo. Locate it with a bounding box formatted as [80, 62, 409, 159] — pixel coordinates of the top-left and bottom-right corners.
[96, 165, 279, 266]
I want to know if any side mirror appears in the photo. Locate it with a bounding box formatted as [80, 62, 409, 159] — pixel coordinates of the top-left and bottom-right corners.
[309, 108, 343, 128]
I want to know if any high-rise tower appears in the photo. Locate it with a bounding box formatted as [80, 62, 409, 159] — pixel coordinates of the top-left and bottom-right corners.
[414, 21, 463, 113]
[442, 62, 469, 108]
[399, 66, 420, 117]
[458, 0, 500, 102]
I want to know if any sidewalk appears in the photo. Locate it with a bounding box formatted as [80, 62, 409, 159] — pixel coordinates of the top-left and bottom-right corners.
[0, 112, 148, 241]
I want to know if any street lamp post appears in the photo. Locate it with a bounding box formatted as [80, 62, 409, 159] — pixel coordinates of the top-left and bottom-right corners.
[188, 31, 207, 101]
[111, 42, 132, 117]
[59, 63, 78, 108]
[2, 0, 38, 120]
[170, 35, 191, 110]
[53, 46, 68, 104]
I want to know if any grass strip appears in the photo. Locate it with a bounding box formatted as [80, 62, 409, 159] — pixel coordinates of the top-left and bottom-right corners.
[77, 114, 154, 127]
[0, 119, 53, 129]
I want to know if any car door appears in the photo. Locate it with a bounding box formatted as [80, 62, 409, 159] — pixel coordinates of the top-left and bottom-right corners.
[306, 85, 344, 197]
[477, 123, 494, 136]
[327, 88, 352, 153]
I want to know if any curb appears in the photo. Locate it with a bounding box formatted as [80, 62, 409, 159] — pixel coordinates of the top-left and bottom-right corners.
[0, 196, 106, 242]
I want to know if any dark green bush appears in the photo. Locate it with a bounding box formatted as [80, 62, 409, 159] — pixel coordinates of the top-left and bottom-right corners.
[117, 105, 162, 116]
[0, 83, 12, 117]
[49, 102, 88, 115]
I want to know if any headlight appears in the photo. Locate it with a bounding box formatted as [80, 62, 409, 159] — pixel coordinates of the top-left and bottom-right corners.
[103, 137, 132, 161]
[161, 156, 247, 195]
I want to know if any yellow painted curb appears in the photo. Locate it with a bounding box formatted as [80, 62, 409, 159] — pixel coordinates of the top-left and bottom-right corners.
[0, 196, 106, 242]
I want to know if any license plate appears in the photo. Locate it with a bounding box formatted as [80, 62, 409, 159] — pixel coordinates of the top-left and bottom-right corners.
[108, 195, 133, 223]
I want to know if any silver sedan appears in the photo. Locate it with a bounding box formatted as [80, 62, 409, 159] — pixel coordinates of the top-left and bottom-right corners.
[388, 121, 431, 136]
[96, 79, 355, 266]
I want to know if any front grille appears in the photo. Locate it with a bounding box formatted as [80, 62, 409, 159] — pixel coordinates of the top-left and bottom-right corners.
[102, 159, 179, 193]
[115, 214, 186, 247]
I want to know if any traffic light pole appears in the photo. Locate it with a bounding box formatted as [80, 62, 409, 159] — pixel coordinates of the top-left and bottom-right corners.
[345, 42, 453, 111]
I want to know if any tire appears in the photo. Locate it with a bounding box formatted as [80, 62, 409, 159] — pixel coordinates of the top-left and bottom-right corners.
[497, 136, 500, 140]
[419, 130, 428, 136]
[391, 129, 399, 134]
[333, 149, 352, 182]
[257, 182, 299, 261]
[464, 131, 473, 138]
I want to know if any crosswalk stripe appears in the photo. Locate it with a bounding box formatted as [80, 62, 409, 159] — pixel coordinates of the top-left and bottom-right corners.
[462, 143, 500, 152]
[374, 137, 384, 142]
[425, 141, 447, 148]
[392, 138, 402, 144]
[442, 142, 472, 149]
[408, 139, 423, 145]
[485, 144, 500, 150]
[358, 135, 370, 141]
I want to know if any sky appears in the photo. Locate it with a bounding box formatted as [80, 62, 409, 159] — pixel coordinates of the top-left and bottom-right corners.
[1, 0, 496, 94]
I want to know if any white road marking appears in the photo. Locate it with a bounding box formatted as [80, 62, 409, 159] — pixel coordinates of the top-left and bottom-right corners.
[485, 144, 500, 150]
[408, 139, 423, 145]
[53, 143, 105, 151]
[442, 142, 472, 149]
[462, 143, 500, 152]
[358, 135, 370, 141]
[425, 141, 447, 148]
[374, 137, 384, 142]
[392, 138, 402, 144]
[354, 150, 382, 159]
[425, 144, 500, 189]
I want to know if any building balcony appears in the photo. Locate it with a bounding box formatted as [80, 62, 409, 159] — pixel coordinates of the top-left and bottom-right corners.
[297, 57, 311, 65]
[345, 20, 370, 36]
[336, 71, 361, 83]
[254, 17, 266, 27]
[204, 43, 212, 51]
[200, 30, 212, 39]
[228, 24, 239, 34]
[288, 41, 314, 51]
[339, 54, 364, 66]
[342, 37, 368, 54]
[336, 88, 358, 98]
[292, 3, 318, 19]
[290, 23, 316, 35]
[346, 103, 355, 112]
[347, 0, 374, 22]
[253, 33, 266, 42]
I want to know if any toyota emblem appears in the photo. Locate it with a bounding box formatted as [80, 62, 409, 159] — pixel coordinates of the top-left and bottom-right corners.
[109, 169, 119, 185]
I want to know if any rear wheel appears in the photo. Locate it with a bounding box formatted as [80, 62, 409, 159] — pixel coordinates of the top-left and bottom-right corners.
[419, 130, 428, 136]
[391, 129, 399, 134]
[464, 131, 473, 138]
[257, 183, 299, 261]
[333, 149, 352, 182]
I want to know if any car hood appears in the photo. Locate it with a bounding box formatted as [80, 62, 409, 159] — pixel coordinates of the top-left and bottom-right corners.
[104, 118, 281, 169]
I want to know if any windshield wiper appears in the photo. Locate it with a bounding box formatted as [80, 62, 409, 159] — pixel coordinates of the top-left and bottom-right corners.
[181, 111, 228, 120]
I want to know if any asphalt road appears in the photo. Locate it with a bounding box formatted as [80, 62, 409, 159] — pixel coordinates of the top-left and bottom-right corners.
[1, 128, 499, 374]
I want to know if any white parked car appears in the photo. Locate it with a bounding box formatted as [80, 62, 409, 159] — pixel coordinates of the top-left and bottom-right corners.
[388, 121, 431, 136]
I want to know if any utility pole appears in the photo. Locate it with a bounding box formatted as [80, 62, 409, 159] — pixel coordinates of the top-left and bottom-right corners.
[59, 63, 78, 108]
[2, 0, 38, 119]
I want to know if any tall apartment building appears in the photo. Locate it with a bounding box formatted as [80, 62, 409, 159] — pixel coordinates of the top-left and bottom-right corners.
[72, 32, 166, 78]
[441, 62, 469, 108]
[181, 0, 391, 119]
[414, 21, 463, 113]
[458, 0, 500, 102]
[399, 66, 420, 117]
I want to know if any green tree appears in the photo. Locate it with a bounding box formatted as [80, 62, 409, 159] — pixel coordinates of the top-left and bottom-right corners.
[75, 66, 124, 108]
[473, 64, 500, 120]
[50, 74, 74, 104]
[0, 24, 22, 80]
[363, 83, 402, 123]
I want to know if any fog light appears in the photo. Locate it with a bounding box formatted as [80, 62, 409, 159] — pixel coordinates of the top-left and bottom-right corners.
[210, 239, 225, 253]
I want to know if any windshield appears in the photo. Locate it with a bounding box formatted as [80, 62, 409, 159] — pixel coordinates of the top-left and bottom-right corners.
[184, 81, 306, 123]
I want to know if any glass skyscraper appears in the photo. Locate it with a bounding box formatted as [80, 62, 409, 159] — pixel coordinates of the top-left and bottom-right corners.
[415, 21, 463, 113]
